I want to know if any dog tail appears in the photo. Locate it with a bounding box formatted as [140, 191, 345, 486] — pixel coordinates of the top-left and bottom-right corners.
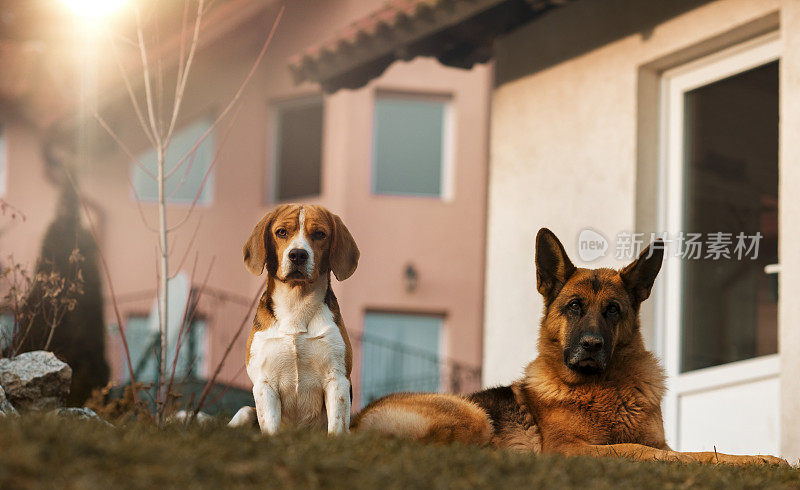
[351, 393, 492, 446]
[228, 406, 258, 428]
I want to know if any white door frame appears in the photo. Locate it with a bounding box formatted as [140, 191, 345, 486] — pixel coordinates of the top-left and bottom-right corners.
[656, 33, 781, 449]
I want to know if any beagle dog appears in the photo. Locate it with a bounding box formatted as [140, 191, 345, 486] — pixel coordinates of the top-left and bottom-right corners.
[228, 204, 359, 434]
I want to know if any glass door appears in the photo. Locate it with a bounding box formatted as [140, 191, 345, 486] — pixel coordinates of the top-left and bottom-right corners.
[659, 34, 780, 455]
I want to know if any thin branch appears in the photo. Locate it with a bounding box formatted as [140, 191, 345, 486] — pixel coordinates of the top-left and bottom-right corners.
[153, 247, 165, 418]
[111, 285, 253, 307]
[94, 109, 159, 233]
[122, 173, 161, 233]
[134, 4, 163, 147]
[193, 281, 265, 418]
[166, 96, 244, 232]
[164, 0, 205, 148]
[175, 0, 191, 96]
[109, 32, 138, 49]
[153, 10, 169, 139]
[93, 112, 156, 180]
[170, 216, 202, 278]
[164, 5, 285, 180]
[179, 353, 201, 384]
[104, 26, 157, 148]
[155, 11, 165, 139]
[62, 169, 138, 400]
[11, 308, 38, 358]
[207, 363, 245, 407]
[0, 199, 27, 222]
[165, 255, 214, 405]
[166, 148, 197, 200]
[161, 253, 198, 420]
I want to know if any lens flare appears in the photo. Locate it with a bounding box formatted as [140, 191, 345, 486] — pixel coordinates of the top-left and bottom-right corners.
[61, 0, 127, 20]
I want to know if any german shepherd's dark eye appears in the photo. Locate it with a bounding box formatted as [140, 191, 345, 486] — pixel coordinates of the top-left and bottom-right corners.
[567, 299, 582, 316]
[605, 303, 620, 316]
[275, 228, 287, 238]
[311, 230, 327, 240]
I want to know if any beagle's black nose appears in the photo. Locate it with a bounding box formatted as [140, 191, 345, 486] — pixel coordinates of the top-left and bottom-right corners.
[579, 333, 604, 353]
[288, 248, 309, 265]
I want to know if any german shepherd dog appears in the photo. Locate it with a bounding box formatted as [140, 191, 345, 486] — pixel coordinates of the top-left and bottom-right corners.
[352, 228, 787, 466]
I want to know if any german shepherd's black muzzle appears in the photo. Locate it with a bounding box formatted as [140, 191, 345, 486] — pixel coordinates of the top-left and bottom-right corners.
[564, 329, 613, 376]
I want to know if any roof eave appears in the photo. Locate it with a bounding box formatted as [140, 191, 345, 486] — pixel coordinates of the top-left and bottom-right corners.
[290, 0, 530, 93]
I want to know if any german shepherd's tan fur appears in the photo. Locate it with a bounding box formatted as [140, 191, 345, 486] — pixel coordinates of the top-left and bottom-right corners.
[353, 228, 787, 466]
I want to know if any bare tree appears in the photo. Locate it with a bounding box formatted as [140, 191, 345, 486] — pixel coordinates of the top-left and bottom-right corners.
[84, 1, 284, 423]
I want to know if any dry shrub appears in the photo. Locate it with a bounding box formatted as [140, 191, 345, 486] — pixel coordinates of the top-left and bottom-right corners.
[86, 382, 153, 425]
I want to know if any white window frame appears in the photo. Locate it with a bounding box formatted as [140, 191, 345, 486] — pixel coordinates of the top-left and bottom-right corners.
[269, 95, 324, 204]
[371, 91, 455, 200]
[656, 33, 781, 448]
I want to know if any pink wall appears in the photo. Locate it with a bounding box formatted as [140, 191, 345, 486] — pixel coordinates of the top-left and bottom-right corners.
[1, 0, 491, 409]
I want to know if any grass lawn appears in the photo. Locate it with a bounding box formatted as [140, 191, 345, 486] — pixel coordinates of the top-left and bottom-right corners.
[0, 416, 798, 489]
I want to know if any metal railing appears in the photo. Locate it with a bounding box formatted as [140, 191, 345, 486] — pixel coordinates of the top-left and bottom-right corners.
[355, 332, 481, 405]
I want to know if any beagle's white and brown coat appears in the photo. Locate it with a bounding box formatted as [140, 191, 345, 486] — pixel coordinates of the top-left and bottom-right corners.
[229, 204, 359, 434]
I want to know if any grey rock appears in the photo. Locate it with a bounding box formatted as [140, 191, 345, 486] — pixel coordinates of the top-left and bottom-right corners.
[0, 351, 72, 413]
[50, 407, 113, 427]
[0, 385, 17, 416]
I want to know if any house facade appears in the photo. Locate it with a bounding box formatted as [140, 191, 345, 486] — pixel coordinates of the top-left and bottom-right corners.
[0, 0, 490, 409]
[292, 0, 800, 460]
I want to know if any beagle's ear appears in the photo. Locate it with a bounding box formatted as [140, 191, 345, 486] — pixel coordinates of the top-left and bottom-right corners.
[620, 240, 664, 305]
[329, 212, 359, 281]
[243, 208, 281, 276]
[535, 228, 577, 305]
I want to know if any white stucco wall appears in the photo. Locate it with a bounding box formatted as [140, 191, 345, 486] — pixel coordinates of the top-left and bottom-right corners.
[483, 0, 800, 459]
[483, 0, 780, 386]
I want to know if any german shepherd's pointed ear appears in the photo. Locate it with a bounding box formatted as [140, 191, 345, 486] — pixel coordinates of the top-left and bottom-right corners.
[243, 206, 284, 276]
[535, 228, 577, 305]
[329, 212, 359, 281]
[620, 240, 664, 305]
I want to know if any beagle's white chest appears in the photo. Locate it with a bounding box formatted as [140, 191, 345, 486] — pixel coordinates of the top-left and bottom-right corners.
[246, 304, 347, 427]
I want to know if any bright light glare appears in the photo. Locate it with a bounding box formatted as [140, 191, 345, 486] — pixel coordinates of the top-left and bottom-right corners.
[61, 0, 127, 20]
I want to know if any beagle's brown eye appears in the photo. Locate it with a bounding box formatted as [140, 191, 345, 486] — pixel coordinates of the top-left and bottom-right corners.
[275, 228, 287, 238]
[311, 230, 327, 240]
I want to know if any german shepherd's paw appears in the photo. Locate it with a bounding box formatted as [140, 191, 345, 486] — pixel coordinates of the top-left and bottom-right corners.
[692, 452, 790, 466]
[737, 454, 790, 467]
[657, 450, 697, 464]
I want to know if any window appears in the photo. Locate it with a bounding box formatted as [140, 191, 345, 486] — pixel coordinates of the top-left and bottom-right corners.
[124, 315, 159, 383]
[176, 318, 206, 379]
[0, 124, 6, 196]
[272, 98, 323, 202]
[372, 94, 449, 198]
[360, 312, 442, 404]
[121, 274, 206, 383]
[132, 117, 215, 204]
[678, 60, 779, 373]
[122, 315, 206, 383]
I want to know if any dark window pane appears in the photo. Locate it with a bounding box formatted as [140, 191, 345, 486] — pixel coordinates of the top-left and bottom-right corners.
[274, 100, 323, 201]
[680, 61, 779, 373]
